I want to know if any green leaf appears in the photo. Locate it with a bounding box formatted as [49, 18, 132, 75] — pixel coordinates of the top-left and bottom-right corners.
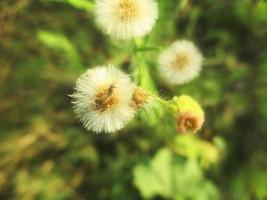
[133, 148, 172, 199]
[37, 30, 83, 69]
[133, 148, 219, 199]
[66, 0, 94, 11]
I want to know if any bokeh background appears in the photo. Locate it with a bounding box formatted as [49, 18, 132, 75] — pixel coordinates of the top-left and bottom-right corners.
[1, 0, 267, 199]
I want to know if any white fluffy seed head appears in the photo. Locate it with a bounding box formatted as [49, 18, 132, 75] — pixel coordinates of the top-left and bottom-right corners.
[158, 40, 203, 85]
[95, 0, 158, 40]
[71, 65, 136, 133]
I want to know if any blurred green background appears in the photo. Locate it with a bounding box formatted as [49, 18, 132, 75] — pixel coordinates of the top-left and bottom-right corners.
[1, 0, 267, 199]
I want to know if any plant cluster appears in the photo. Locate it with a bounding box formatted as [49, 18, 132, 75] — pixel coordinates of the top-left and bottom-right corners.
[72, 0, 205, 135]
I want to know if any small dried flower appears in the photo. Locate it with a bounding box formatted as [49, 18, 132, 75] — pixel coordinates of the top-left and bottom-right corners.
[71, 65, 135, 133]
[158, 40, 203, 85]
[131, 87, 150, 109]
[95, 0, 158, 40]
[176, 111, 204, 134]
[170, 95, 205, 134]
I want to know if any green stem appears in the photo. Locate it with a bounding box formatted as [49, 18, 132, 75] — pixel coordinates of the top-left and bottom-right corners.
[132, 38, 156, 92]
[154, 95, 169, 106]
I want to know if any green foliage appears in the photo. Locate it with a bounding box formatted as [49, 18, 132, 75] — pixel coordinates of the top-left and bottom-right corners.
[230, 157, 267, 200]
[133, 146, 219, 200]
[174, 135, 224, 168]
[15, 169, 73, 200]
[66, 0, 94, 11]
[42, 0, 94, 11]
[134, 148, 173, 199]
[38, 30, 83, 69]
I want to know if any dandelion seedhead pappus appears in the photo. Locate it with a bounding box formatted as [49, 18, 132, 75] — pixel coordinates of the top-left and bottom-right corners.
[158, 40, 203, 85]
[71, 66, 136, 133]
[95, 0, 158, 40]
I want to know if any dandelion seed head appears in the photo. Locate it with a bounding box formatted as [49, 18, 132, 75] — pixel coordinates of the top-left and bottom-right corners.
[158, 40, 203, 85]
[172, 52, 190, 70]
[71, 65, 135, 133]
[117, 0, 139, 22]
[95, 0, 158, 40]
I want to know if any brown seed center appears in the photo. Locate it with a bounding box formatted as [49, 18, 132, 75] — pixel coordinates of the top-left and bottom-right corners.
[117, 0, 139, 22]
[172, 53, 190, 70]
[177, 112, 202, 134]
[94, 84, 119, 112]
